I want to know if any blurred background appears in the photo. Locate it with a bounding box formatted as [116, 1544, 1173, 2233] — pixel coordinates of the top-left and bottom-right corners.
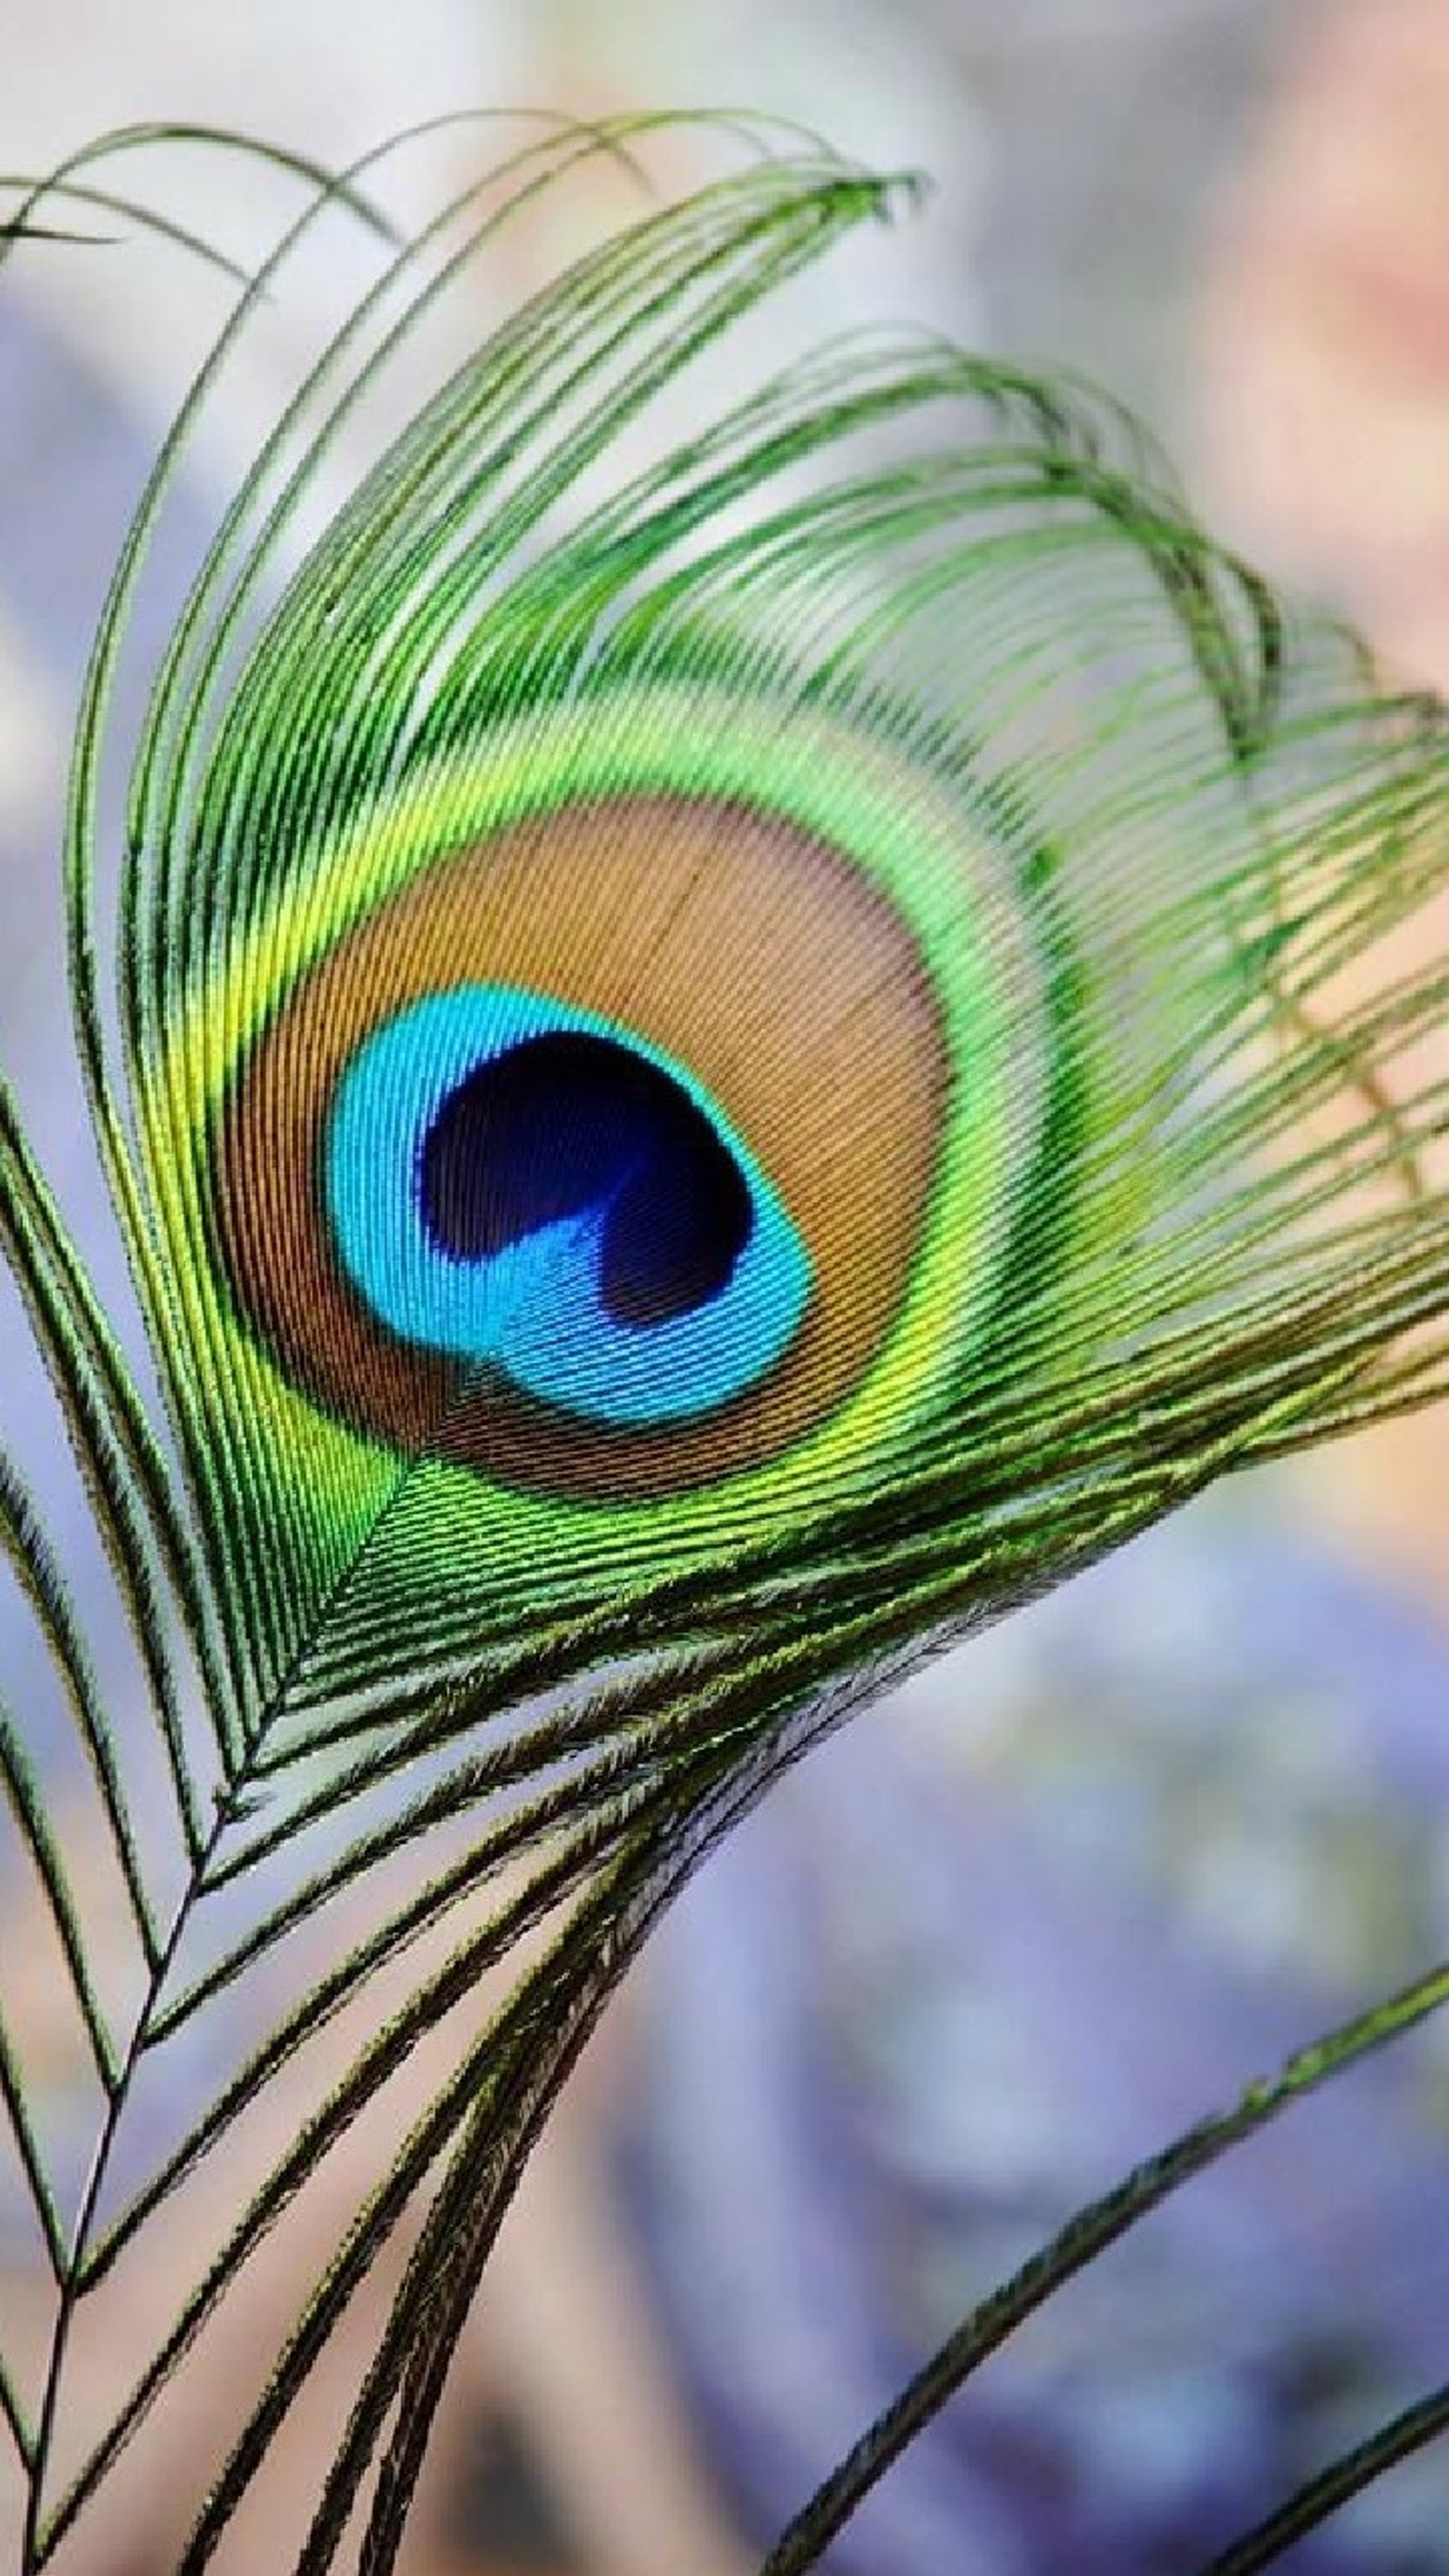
[3, 3, 1449, 2571]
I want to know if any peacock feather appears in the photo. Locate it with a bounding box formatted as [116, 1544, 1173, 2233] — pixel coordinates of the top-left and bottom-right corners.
[2, 111, 1449, 2576]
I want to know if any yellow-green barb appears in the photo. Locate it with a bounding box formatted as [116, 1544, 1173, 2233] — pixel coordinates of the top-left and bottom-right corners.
[1, 111, 1448, 2576]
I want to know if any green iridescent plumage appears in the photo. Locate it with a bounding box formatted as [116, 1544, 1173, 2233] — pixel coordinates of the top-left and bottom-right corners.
[3, 112, 1449, 2576]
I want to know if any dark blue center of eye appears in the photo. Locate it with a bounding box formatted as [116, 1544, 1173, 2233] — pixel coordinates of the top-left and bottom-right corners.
[418, 1030, 753, 1328]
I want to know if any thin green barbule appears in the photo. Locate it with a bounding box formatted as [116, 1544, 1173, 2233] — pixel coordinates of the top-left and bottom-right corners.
[0, 110, 1446, 2575]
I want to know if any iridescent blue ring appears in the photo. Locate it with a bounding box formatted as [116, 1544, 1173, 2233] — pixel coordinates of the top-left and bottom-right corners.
[323, 984, 812, 1427]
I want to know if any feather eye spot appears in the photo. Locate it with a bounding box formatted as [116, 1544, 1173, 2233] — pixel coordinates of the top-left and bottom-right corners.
[213, 792, 956, 1498]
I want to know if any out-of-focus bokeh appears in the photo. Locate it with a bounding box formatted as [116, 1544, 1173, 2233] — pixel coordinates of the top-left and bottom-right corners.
[3, 4, 1448, 2571]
